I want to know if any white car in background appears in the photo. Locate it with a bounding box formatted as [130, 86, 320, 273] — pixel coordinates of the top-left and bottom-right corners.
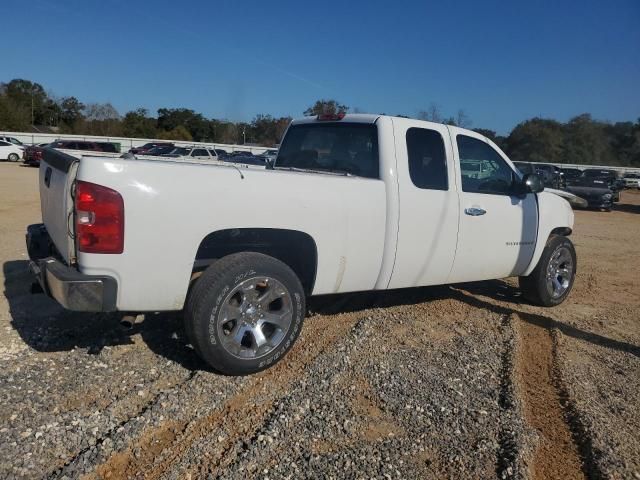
[0, 140, 24, 161]
[162, 146, 219, 161]
[622, 174, 640, 189]
[0, 135, 24, 146]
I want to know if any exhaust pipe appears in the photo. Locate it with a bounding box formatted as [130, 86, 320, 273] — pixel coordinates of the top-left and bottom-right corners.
[120, 314, 141, 330]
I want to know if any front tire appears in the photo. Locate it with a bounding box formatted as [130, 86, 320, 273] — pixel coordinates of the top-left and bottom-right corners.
[519, 235, 576, 307]
[184, 252, 306, 375]
[8, 153, 19, 162]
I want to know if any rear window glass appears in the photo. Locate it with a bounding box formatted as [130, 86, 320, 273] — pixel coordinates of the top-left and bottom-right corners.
[406, 128, 448, 190]
[276, 123, 379, 178]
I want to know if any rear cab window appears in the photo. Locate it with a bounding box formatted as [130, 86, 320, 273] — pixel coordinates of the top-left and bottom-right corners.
[276, 122, 379, 178]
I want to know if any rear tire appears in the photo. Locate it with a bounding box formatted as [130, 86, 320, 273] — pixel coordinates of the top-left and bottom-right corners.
[8, 153, 19, 162]
[519, 235, 576, 307]
[184, 252, 305, 375]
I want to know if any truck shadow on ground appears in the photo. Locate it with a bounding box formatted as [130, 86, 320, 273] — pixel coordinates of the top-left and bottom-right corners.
[4, 260, 637, 372]
[453, 280, 640, 358]
[3, 260, 204, 370]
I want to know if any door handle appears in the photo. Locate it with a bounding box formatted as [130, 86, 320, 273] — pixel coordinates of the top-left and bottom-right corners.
[464, 207, 486, 216]
[44, 167, 52, 188]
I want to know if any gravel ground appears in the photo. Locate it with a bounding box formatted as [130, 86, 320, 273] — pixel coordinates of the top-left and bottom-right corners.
[0, 162, 638, 479]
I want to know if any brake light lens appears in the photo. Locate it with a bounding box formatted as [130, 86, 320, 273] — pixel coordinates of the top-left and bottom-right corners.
[317, 112, 345, 121]
[75, 181, 124, 254]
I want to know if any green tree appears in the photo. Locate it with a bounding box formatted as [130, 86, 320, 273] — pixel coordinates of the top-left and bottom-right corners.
[157, 108, 208, 141]
[304, 99, 349, 116]
[473, 128, 507, 150]
[562, 114, 615, 165]
[0, 94, 30, 130]
[157, 125, 192, 141]
[250, 114, 291, 146]
[121, 108, 157, 138]
[2, 79, 49, 125]
[506, 118, 564, 163]
[59, 96, 85, 128]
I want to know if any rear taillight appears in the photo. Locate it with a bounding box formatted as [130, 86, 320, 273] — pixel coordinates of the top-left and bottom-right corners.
[75, 181, 124, 254]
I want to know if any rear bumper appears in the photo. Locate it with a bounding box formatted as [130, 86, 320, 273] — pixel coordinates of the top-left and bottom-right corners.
[26, 224, 117, 312]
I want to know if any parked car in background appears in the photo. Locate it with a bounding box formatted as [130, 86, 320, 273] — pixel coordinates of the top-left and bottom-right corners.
[48, 140, 119, 154]
[229, 150, 255, 158]
[137, 145, 175, 156]
[564, 175, 614, 211]
[559, 167, 583, 182]
[227, 151, 268, 167]
[0, 136, 25, 146]
[622, 173, 640, 189]
[0, 140, 24, 161]
[582, 169, 623, 202]
[513, 162, 563, 189]
[24, 144, 48, 166]
[213, 149, 229, 159]
[257, 149, 278, 164]
[162, 147, 219, 161]
[129, 142, 174, 154]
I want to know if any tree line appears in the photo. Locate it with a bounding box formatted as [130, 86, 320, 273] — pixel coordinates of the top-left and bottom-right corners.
[1, 79, 638, 166]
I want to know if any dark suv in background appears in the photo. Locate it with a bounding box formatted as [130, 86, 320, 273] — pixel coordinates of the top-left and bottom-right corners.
[582, 169, 623, 201]
[47, 140, 118, 153]
[129, 142, 175, 154]
[513, 161, 564, 189]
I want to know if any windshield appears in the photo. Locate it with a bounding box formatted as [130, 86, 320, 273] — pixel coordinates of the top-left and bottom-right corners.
[276, 123, 379, 178]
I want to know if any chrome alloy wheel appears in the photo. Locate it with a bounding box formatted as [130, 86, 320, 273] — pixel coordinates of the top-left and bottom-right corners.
[216, 276, 293, 359]
[545, 246, 574, 299]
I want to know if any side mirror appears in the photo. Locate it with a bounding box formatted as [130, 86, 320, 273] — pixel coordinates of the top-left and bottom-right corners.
[522, 173, 545, 193]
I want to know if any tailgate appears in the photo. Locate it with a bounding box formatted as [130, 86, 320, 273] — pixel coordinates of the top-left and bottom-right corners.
[39, 149, 79, 263]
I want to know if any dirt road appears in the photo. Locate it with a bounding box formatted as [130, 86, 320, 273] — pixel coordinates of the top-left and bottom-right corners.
[1, 162, 638, 479]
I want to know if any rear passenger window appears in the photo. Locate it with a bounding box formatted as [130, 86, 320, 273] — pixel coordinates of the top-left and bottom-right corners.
[192, 149, 209, 156]
[406, 128, 448, 190]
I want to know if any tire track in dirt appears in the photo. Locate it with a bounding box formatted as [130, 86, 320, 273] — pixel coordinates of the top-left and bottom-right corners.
[47, 371, 197, 479]
[495, 314, 524, 479]
[514, 314, 586, 480]
[90, 310, 364, 479]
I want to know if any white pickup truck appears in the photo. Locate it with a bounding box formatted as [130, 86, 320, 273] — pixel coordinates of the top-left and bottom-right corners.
[27, 114, 576, 375]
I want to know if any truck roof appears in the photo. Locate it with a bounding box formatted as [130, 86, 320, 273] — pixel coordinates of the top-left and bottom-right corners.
[291, 114, 381, 125]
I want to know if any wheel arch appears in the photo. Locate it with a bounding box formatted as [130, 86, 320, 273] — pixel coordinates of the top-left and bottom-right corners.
[522, 192, 575, 277]
[551, 227, 572, 236]
[193, 228, 318, 295]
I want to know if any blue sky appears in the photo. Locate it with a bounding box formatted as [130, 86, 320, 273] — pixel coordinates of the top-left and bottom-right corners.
[3, 0, 639, 134]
